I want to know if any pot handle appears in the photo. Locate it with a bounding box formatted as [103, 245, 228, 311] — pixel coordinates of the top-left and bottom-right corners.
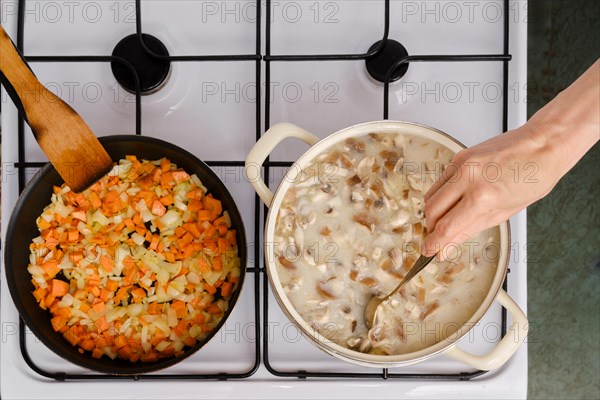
[246, 123, 320, 207]
[443, 289, 528, 371]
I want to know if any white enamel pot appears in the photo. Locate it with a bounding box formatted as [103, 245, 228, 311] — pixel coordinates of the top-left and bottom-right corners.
[245, 121, 528, 370]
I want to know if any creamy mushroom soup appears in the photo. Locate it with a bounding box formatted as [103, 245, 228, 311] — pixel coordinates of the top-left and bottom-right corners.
[273, 132, 500, 355]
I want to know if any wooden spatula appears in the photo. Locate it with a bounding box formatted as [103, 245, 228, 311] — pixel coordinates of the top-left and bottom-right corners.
[0, 25, 112, 192]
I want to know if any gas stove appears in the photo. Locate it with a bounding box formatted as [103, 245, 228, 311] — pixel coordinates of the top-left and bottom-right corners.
[1, 1, 529, 398]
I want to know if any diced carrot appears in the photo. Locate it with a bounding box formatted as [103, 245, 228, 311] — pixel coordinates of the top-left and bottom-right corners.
[212, 255, 222, 272]
[117, 345, 133, 359]
[33, 287, 47, 303]
[171, 300, 188, 318]
[63, 326, 81, 346]
[164, 252, 176, 263]
[197, 210, 212, 221]
[193, 313, 206, 324]
[132, 213, 142, 225]
[160, 172, 174, 188]
[92, 302, 106, 314]
[97, 316, 109, 332]
[171, 170, 190, 183]
[198, 259, 211, 274]
[149, 234, 160, 251]
[220, 281, 233, 298]
[207, 303, 223, 315]
[140, 352, 158, 363]
[160, 158, 171, 171]
[203, 196, 222, 216]
[147, 302, 161, 315]
[182, 223, 201, 239]
[143, 161, 156, 174]
[203, 224, 217, 238]
[87, 274, 101, 286]
[105, 279, 120, 292]
[37, 218, 51, 230]
[67, 229, 79, 242]
[72, 210, 87, 222]
[218, 238, 228, 254]
[187, 199, 202, 212]
[151, 200, 166, 216]
[131, 287, 146, 302]
[100, 255, 114, 273]
[159, 193, 174, 206]
[203, 283, 217, 295]
[91, 348, 104, 359]
[79, 302, 91, 313]
[114, 335, 128, 349]
[51, 280, 70, 297]
[41, 260, 61, 278]
[80, 339, 95, 351]
[51, 316, 67, 332]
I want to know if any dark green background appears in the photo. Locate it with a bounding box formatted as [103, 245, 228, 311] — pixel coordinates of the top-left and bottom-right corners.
[527, 1, 599, 399]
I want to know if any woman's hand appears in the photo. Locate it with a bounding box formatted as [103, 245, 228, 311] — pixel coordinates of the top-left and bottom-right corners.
[422, 59, 599, 258]
[421, 125, 560, 258]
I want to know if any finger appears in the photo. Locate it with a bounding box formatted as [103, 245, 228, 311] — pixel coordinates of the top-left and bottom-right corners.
[436, 218, 485, 261]
[430, 209, 516, 261]
[424, 159, 462, 201]
[421, 197, 484, 257]
[424, 174, 468, 232]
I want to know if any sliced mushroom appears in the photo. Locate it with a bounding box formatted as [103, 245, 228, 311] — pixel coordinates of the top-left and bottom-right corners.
[320, 226, 332, 236]
[352, 255, 368, 268]
[304, 247, 317, 266]
[320, 182, 336, 195]
[278, 255, 296, 270]
[316, 281, 335, 299]
[393, 134, 405, 149]
[421, 301, 440, 320]
[346, 174, 362, 186]
[357, 156, 375, 179]
[389, 209, 411, 229]
[350, 191, 364, 203]
[340, 152, 354, 169]
[347, 337, 362, 348]
[359, 277, 378, 288]
[412, 222, 423, 236]
[409, 176, 423, 192]
[353, 212, 377, 232]
[393, 158, 405, 174]
[345, 137, 366, 153]
[283, 276, 303, 294]
[380, 258, 403, 279]
[371, 247, 382, 261]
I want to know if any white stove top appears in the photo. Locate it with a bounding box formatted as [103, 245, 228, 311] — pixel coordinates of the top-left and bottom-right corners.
[1, 1, 529, 398]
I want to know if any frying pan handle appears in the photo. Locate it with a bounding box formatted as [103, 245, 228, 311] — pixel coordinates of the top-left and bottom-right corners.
[246, 123, 320, 206]
[443, 289, 529, 370]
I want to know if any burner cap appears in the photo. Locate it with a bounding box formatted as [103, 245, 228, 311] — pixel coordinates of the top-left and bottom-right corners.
[365, 39, 409, 83]
[111, 34, 171, 95]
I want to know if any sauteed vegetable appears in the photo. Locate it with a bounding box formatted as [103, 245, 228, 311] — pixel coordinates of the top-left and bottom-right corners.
[27, 156, 241, 362]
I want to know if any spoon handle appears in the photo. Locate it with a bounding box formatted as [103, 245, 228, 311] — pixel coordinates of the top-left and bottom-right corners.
[0, 25, 112, 192]
[383, 254, 436, 302]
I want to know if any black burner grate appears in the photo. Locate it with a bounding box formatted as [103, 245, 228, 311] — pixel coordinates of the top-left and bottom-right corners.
[9, 0, 512, 382]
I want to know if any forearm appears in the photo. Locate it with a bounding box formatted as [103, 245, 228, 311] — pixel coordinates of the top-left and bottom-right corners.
[526, 59, 600, 177]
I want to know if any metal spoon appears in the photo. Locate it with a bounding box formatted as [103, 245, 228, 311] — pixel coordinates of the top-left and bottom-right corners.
[364, 253, 437, 329]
